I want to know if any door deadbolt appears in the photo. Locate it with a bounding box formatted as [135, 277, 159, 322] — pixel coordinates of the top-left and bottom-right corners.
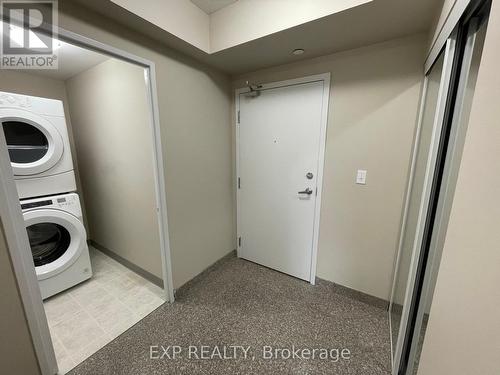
[306, 172, 314, 180]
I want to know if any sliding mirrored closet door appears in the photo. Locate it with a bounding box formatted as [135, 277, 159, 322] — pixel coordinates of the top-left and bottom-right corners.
[390, 1, 490, 374]
[389, 35, 456, 373]
[389, 42, 446, 359]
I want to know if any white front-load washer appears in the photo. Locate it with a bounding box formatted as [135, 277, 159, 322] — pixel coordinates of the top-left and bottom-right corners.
[21, 193, 92, 299]
[0, 91, 76, 199]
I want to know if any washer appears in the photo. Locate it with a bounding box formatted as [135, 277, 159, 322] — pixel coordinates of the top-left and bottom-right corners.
[22, 193, 92, 299]
[0, 91, 76, 199]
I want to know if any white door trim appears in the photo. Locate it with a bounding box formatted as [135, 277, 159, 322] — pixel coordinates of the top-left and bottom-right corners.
[235, 73, 331, 285]
[0, 25, 175, 375]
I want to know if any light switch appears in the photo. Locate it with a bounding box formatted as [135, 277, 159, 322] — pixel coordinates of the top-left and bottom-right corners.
[356, 169, 367, 185]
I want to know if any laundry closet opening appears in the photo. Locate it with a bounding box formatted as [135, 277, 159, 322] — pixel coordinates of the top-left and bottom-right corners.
[0, 37, 170, 374]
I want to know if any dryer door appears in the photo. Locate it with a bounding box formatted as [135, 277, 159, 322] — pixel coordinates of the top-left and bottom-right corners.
[1, 108, 64, 176]
[24, 208, 87, 280]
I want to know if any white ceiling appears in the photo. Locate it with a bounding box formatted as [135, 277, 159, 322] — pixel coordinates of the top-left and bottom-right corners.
[209, 0, 440, 74]
[190, 0, 238, 14]
[73, 0, 440, 75]
[30, 40, 109, 80]
[0, 21, 109, 80]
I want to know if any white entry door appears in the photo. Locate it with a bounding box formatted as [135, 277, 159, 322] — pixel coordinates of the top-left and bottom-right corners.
[237, 75, 330, 283]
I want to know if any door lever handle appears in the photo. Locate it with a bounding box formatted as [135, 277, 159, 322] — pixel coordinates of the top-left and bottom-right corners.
[298, 188, 313, 195]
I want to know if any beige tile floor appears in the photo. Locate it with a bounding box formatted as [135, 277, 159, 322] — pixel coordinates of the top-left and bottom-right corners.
[43, 246, 165, 374]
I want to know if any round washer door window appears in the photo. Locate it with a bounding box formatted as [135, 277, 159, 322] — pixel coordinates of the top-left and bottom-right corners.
[28, 222, 71, 267]
[24, 209, 86, 280]
[0, 108, 63, 176]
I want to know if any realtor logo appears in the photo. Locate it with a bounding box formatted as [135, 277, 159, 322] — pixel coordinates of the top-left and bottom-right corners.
[1, 0, 58, 69]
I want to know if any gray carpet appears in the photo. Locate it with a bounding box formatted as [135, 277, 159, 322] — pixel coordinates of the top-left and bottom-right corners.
[68, 255, 391, 375]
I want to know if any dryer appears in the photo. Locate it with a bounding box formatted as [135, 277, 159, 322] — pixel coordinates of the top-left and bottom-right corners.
[22, 193, 92, 299]
[0, 91, 76, 199]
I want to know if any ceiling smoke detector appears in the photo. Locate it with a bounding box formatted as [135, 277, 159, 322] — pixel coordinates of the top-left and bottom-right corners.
[292, 48, 305, 55]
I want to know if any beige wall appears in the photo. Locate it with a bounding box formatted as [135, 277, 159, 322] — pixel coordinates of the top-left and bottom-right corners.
[65, 58, 163, 279]
[0, 220, 41, 375]
[417, 1, 500, 374]
[59, 1, 234, 289]
[0, 71, 69, 108]
[0, 2, 233, 368]
[0, 46, 233, 288]
[233, 34, 426, 300]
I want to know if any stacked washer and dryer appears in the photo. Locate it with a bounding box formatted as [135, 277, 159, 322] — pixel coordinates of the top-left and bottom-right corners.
[0, 91, 92, 299]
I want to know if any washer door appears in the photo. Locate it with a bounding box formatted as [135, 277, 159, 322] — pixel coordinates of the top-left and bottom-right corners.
[1, 108, 64, 176]
[24, 208, 86, 280]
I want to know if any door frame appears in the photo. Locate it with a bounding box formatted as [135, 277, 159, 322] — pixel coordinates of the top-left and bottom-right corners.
[425, 0, 473, 73]
[0, 25, 175, 375]
[235, 73, 331, 285]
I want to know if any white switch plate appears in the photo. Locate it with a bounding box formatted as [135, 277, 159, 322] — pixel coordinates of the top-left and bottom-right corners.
[356, 169, 367, 185]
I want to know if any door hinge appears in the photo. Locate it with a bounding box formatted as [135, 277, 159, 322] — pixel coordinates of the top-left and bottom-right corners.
[238, 237, 241, 247]
[315, 187, 318, 196]
[237, 110, 240, 124]
[238, 177, 241, 189]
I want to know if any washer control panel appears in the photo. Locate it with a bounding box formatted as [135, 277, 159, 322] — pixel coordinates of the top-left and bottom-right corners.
[20, 193, 81, 215]
[21, 199, 52, 210]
